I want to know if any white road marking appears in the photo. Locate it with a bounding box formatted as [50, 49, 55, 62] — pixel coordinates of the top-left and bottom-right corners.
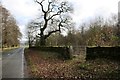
[22, 48, 24, 78]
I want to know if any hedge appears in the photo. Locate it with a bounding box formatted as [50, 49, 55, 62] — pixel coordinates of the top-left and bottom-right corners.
[29, 46, 71, 60]
[86, 47, 120, 61]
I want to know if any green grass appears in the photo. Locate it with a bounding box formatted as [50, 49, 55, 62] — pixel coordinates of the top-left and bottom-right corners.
[2, 47, 19, 52]
[37, 51, 62, 60]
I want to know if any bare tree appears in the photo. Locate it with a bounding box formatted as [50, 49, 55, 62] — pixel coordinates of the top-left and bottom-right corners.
[0, 5, 22, 48]
[27, 20, 39, 47]
[33, 0, 73, 46]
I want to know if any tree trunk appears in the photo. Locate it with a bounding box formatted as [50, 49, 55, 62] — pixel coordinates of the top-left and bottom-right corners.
[40, 36, 46, 46]
[28, 37, 32, 48]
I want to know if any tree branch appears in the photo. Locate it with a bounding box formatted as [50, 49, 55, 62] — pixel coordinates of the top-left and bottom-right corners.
[44, 29, 60, 39]
[35, 0, 46, 13]
[47, 4, 67, 21]
[47, 0, 52, 13]
[47, 12, 60, 20]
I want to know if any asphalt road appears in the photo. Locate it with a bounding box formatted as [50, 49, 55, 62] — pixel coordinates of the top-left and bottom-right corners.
[2, 48, 24, 78]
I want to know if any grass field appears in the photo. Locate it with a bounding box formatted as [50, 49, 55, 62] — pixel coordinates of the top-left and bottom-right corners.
[25, 48, 120, 79]
[2, 47, 19, 51]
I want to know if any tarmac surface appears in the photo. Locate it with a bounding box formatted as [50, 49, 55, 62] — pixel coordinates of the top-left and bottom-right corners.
[2, 48, 24, 78]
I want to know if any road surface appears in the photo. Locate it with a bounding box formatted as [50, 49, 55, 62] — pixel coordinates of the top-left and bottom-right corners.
[2, 48, 25, 78]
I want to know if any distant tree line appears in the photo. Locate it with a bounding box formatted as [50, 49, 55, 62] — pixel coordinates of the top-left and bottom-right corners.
[28, 14, 120, 47]
[45, 15, 120, 47]
[47, 15, 120, 47]
[0, 5, 22, 48]
[27, 0, 120, 47]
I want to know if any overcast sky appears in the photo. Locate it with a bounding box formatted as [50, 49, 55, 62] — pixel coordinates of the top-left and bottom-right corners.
[1, 0, 120, 41]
